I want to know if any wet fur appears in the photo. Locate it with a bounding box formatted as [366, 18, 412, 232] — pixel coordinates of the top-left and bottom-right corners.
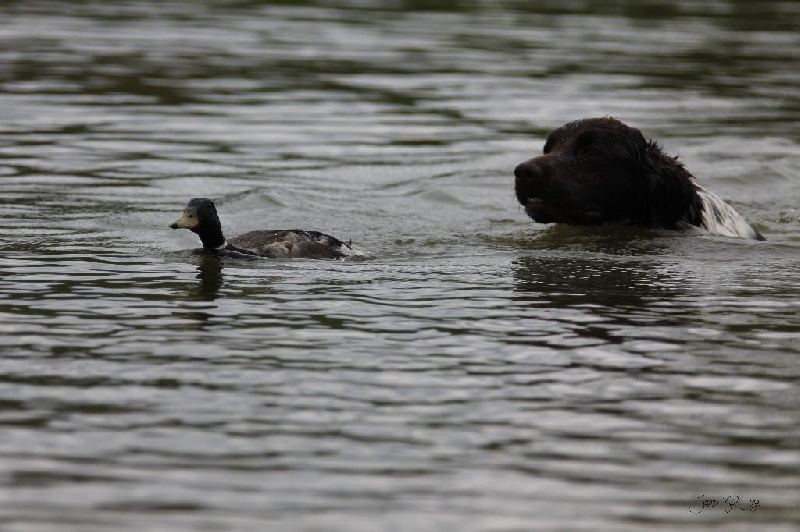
[514, 117, 764, 240]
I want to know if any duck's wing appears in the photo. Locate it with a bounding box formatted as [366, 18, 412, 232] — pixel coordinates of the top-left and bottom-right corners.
[226, 230, 349, 259]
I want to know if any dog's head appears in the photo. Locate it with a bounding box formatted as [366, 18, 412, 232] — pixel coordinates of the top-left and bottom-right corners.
[514, 117, 695, 228]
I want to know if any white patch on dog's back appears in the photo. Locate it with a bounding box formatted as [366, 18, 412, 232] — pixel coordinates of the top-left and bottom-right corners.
[694, 183, 761, 239]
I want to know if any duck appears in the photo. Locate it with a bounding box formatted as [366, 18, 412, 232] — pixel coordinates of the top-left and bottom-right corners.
[169, 198, 353, 259]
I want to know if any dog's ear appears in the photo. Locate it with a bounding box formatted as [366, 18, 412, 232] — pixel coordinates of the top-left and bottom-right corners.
[639, 141, 695, 228]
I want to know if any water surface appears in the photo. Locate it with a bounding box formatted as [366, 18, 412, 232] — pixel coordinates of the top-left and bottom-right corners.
[1, 1, 799, 530]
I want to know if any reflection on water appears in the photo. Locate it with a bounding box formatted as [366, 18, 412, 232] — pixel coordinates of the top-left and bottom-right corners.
[193, 253, 223, 301]
[511, 244, 694, 355]
[1, 0, 799, 530]
[513, 253, 686, 307]
[512, 228, 685, 303]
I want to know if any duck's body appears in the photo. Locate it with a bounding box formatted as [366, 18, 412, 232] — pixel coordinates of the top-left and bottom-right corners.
[225, 229, 351, 259]
[170, 198, 352, 259]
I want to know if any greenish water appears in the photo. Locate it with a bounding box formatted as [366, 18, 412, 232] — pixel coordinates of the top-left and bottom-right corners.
[1, 1, 799, 530]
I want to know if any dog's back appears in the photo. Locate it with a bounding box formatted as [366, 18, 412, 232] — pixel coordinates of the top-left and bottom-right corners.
[689, 183, 765, 240]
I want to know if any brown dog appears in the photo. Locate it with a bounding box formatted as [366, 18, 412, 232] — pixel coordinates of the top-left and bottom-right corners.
[514, 117, 764, 240]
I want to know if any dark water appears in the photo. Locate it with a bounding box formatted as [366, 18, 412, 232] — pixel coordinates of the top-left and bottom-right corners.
[1, 1, 799, 530]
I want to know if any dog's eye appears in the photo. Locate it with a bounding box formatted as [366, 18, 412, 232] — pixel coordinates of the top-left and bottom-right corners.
[575, 133, 600, 157]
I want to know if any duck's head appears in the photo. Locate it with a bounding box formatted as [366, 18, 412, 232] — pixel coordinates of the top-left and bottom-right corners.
[170, 198, 225, 248]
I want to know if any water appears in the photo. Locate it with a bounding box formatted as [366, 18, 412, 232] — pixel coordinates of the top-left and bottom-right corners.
[1, 1, 799, 530]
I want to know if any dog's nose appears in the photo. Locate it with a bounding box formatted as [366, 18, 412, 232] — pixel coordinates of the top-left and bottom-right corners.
[514, 161, 540, 183]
